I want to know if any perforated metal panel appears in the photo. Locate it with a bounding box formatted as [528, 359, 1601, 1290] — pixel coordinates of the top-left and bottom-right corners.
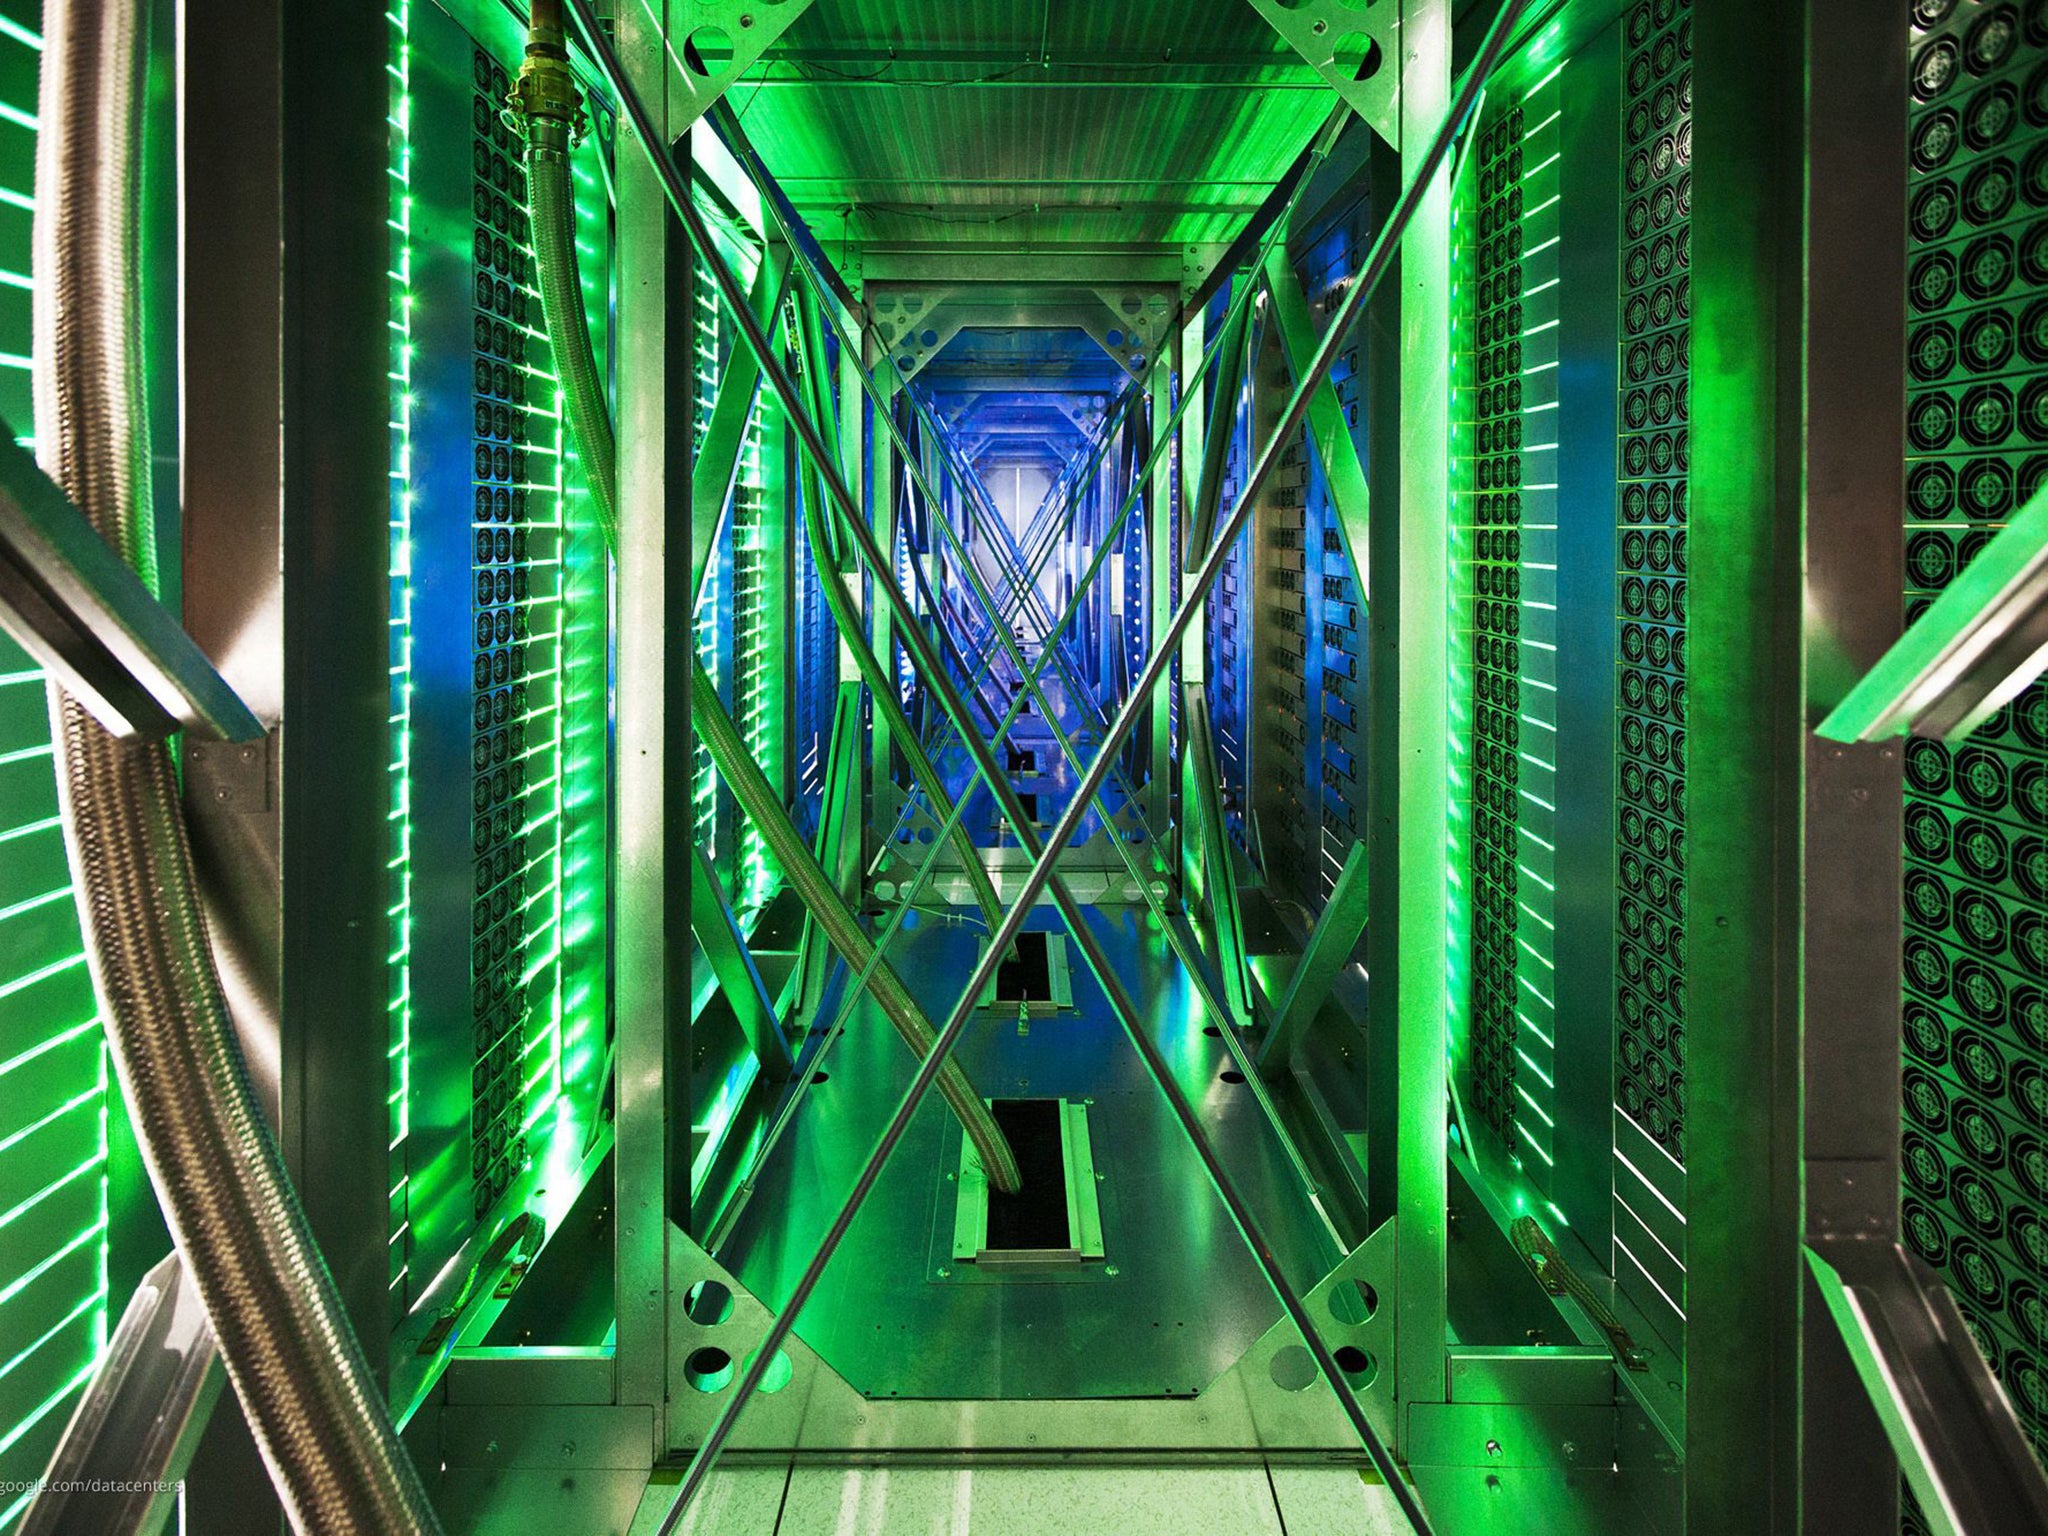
[1613, 0, 1692, 1340]
[1900, 0, 2048, 1484]
[389, 3, 611, 1308]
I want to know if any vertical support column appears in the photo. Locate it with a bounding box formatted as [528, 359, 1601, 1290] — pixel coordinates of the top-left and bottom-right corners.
[1800, 3, 1905, 1532]
[1366, 0, 1452, 1444]
[611, 9, 678, 1452]
[1148, 355, 1175, 831]
[1686, 0, 1806, 1528]
[179, 1, 394, 1523]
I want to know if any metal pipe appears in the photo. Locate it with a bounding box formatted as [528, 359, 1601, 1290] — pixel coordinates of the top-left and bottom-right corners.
[510, 0, 616, 548]
[514, 7, 1019, 1191]
[33, 2, 442, 1529]
[573, 0, 1526, 1519]
[689, 656, 1021, 1192]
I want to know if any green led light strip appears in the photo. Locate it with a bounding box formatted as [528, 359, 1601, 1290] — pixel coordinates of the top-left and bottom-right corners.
[384, 0, 417, 1300]
[690, 280, 721, 859]
[731, 399, 780, 908]
[0, 6, 115, 1522]
[1511, 61, 1562, 1186]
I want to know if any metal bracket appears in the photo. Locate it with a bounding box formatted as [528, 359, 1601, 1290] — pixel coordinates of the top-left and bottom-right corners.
[1240, 0, 1397, 143]
[1807, 1241, 2048, 1536]
[1259, 837, 1369, 1075]
[1223, 1220, 1399, 1450]
[0, 427, 261, 743]
[23, 1253, 223, 1536]
[689, 842, 793, 1081]
[652, 0, 819, 137]
[1819, 482, 2048, 743]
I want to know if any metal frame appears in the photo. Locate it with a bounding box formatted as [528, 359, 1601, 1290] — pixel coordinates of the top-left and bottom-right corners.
[1797, 2, 1911, 1532]
[1686, 0, 1807, 1527]
[566, 7, 1526, 1534]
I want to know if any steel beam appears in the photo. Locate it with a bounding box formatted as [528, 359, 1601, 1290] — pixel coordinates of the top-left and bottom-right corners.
[1260, 838, 1369, 1076]
[689, 247, 791, 608]
[1183, 682, 1255, 1021]
[608, 5, 681, 1447]
[0, 429, 260, 744]
[564, 4, 1520, 1527]
[1797, 0, 1909, 1531]
[1687, 0, 1808, 1527]
[1365, 0, 1453, 1450]
[687, 844, 792, 1080]
[1263, 238, 1372, 589]
[22, 1253, 223, 1536]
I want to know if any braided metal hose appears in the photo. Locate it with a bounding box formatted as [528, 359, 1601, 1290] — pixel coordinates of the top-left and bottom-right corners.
[33, 2, 441, 1532]
[691, 657, 1020, 1191]
[509, 11, 1021, 1192]
[514, 0, 616, 547]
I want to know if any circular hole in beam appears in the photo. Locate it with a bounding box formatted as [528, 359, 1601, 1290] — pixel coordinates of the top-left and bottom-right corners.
[1331, 32, 1384, 83]
[1269, 1344, 1318, 1392]
[1334, 1345, 1378, 1388]
[1327, 1277, 1379, 1326]
[685, 1346, 735, 1392]
[684, 1279, 733, 1326]
[683, 26, 734, 77]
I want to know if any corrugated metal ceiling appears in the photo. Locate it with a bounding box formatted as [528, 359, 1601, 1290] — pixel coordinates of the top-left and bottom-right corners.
[721, 0, 1333, 262]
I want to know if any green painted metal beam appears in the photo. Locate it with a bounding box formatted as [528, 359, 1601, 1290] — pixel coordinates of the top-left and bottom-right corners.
[1259, 837, 1369, 1076]
[1687, 0, 1805, 1525]
[688, 842, 793, 1081]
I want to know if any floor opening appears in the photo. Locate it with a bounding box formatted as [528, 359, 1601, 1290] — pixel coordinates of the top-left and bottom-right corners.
[984, 1099, 1069, 1251]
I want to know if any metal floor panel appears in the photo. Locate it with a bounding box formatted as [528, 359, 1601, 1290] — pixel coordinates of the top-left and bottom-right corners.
[630, 1463, 1412, 1535]
[717, 903, 1340, 1402]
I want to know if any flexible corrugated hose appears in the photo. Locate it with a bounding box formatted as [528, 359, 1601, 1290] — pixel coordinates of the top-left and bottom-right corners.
[33, 2, 442, 1532]
[510, 6, 1021, 1193]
